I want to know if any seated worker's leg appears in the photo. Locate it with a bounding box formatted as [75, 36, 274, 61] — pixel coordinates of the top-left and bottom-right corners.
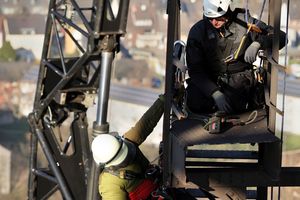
[186, 82, 215, 114]
[221, 69, 258, 114]
[222, 84, 254, 114]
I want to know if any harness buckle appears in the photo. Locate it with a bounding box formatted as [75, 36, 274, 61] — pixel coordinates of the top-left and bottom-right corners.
[224, 54, 235, 63]
[119, 170, 126, 179]
[145, 165, 161, 180]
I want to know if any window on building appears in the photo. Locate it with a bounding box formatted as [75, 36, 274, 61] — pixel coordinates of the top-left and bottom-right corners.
[20, 28, 36, 35]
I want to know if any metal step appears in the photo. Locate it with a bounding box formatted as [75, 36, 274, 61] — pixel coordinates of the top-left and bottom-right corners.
[185, 188, 257, 199]
[185, 168, 277, 188]
[185, 149, 260, 169]
[186, 149, 259, 160]
[185, 161, 258, 168]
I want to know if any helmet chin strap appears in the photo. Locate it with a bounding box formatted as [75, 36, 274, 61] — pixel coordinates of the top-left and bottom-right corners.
[105, 137, 124, 166]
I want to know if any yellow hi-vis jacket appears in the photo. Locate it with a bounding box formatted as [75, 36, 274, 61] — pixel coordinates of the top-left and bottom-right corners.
[99, 96, 164, 200]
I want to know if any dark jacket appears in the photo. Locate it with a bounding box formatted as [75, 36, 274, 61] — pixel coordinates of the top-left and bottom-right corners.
[186, 8, 286, 113]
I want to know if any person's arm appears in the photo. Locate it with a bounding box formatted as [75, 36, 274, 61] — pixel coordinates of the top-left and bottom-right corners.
[244, 14, 287, 63]
[186, 25, 219, 97]
[124, 95, 164, 145]
[251, 17, 287, 50]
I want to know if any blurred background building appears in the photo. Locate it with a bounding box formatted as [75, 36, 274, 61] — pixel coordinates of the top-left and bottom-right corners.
[0, 0, 300, 199]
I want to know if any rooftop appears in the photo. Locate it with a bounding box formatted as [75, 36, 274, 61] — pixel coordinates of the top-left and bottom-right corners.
[0, 62, 34, 82]
[5, 14, 46, 35]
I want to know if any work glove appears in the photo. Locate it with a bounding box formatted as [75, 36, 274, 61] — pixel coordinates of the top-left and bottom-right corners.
[244, 41, 261, 64]
[212, 90, 233, 114]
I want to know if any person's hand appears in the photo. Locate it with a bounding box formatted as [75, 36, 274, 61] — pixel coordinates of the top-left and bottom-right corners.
[158, 94, 165, 102]
[212, 90, 233, 114]
[244, 41, 261, 64]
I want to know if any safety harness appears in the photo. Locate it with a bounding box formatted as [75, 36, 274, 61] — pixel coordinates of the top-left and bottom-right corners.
[128, 179, 158, 200]
[103, 168, 143, 179]
[103, 165, 164, 200]
[223, 8, 262, 65]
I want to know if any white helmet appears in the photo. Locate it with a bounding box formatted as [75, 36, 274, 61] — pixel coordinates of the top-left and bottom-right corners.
[91, 134, 133, 167]
[203, 0, 232, 18]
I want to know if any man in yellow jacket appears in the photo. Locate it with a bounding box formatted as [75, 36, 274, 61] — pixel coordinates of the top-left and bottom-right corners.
[91, 95, 164, 200]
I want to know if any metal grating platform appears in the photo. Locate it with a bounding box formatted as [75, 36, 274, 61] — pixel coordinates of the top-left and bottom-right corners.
[170, 109, 279, 146]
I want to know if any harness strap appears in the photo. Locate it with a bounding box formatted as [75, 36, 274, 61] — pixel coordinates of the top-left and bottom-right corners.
[102, 168, 143, 180]
[104, 136, 124, 165]
[104, 165, 161, 180]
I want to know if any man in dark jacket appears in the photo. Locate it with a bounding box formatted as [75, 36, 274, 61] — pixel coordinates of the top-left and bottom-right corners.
[186, 0, 286, 114]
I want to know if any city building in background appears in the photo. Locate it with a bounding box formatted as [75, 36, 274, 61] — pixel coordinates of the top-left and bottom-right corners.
[0, 0, 300, 199]
[0, 145, 11, 195]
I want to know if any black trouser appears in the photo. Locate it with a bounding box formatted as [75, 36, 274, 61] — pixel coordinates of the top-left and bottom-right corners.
[186, 81, 251, 115]
[186, 82, 217, 114]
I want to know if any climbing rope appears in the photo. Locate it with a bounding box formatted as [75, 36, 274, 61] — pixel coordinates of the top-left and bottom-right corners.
[244, 0, 267, 23]
[258, 0, 267, 21]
